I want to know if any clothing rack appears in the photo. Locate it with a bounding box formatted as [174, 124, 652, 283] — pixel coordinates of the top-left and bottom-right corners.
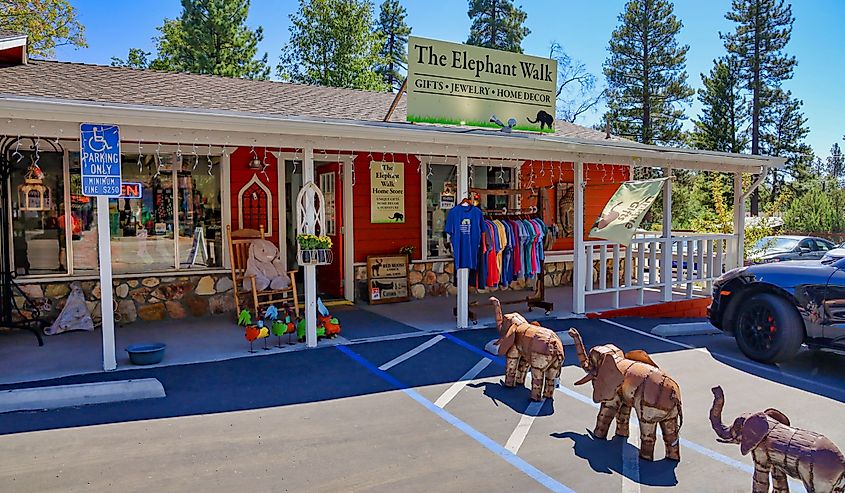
[453, 187, 554, 324]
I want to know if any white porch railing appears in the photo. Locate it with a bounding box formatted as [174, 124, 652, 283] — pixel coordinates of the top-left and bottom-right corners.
[579, 233, 733, 309]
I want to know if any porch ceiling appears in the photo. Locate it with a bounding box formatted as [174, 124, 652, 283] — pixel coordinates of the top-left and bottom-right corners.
[0, 95, 783, 174]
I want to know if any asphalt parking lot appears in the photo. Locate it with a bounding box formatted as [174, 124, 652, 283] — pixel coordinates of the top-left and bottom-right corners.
[1, 317, 843, 492]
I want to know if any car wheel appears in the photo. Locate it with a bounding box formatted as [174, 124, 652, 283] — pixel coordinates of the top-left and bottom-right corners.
[734, 293, 804, 363]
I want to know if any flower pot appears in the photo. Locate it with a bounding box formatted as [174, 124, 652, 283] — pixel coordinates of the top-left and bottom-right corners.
[298, 248, 333, 265]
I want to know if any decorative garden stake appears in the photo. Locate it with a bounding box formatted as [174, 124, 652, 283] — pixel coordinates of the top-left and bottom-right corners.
[569, 328, 683, 461]
[710, 386, 845, 493]
[256, 320, 270, 350]
[238, 309, 258, 353]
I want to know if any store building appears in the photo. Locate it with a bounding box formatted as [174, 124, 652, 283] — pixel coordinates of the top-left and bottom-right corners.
[0, 33, 783, 362]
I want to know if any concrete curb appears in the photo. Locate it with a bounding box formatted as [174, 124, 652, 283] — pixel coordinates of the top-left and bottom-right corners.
[651, 322, 721, 337]
[0, 378, 166, 413]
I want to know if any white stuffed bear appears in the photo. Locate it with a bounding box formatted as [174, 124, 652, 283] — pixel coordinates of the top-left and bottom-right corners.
[244, 239, 291, 291]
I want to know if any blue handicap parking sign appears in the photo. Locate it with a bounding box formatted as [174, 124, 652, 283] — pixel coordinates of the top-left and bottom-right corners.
[80, 123, 121, 197]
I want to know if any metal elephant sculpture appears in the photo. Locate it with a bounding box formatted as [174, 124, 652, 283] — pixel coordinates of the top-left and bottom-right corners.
[568, 328, 683, 461]
[491, 297, 564, 402]
[710, 386, 845, 493]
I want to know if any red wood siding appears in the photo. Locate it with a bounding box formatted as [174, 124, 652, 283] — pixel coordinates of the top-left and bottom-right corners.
[352, 152, 422, 262]
[519, 161, 630, 251]
[229, 147, 280, 246]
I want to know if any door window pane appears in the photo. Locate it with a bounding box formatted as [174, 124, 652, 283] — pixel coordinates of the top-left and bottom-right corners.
[426, 164, 456, 259]
[10, 151, 66, 275]
[110, 154, 174, 274]
[177, 156, 222, 268]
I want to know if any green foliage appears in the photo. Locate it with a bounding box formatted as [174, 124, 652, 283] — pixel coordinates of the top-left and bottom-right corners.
[603, 0, 694, 146]
[783, 182, 845, 233]
[375, 0, 410, 91]
[280, 0, 387, 91]
[110, 48, 152, 69]
[761, 89, 813, 199]
[0, 0, 86, 58]
[692, 57, 748, 153]
[152, 0, 269, 79]
[826, 143, 845, 185]
[466, 0, 529, 54]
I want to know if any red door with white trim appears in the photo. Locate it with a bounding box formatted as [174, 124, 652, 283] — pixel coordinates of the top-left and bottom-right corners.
[316, 163, 343, 298]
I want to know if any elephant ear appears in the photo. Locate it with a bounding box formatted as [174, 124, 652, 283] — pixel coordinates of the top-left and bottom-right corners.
[497, 324, 517, 356]
[592, 353, 624, 403]
[740, 413, 772, 456]
[624, 350, 659, 368]
[764, 408, 790, 426]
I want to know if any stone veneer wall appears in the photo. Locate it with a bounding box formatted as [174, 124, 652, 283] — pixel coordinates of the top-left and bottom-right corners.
[353, 258, 625, 303]
[14, 272, 235, 325]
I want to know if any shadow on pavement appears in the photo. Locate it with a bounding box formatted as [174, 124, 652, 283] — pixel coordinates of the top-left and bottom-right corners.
[552, 430, 679, 487]
[467, 380, 555, 416]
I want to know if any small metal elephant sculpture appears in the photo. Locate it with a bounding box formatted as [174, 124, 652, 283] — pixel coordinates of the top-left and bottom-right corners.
[569, 328, 683, 461]
[491, 297, 564, 401]
[710, 386, 845, 493]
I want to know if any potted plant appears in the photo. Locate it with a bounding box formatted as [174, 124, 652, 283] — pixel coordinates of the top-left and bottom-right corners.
[399, 245, 415, 261]
[297, 233, 333, 265]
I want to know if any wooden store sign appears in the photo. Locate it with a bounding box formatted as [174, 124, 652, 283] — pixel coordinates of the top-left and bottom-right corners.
[407, 36, 557, 132]
[370, 161, 405, 224]
[367, 254, 410, 304]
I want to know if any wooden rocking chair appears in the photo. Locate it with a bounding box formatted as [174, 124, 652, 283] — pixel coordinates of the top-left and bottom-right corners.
[227, 225, 300, 317]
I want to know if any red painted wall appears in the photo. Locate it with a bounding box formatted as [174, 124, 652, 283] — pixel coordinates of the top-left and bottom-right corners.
[519, 161, 630, 251]
[352, 152, 422, 262]
[229, 147, 280, 245]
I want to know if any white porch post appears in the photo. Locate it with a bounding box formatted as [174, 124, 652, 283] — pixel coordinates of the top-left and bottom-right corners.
[456, 153, 469, 329]
[733, 172, 745, 269]
[661, 167, 673, 302]
[303, 144, 318, 348]
[342, 157, 355, 302]
[573, 161, 585, 314]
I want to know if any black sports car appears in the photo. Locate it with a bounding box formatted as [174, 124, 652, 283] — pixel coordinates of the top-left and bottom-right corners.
[708, 257, 845, 363]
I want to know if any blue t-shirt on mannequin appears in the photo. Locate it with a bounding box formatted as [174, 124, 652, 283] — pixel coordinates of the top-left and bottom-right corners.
[444, 202, 483, 270]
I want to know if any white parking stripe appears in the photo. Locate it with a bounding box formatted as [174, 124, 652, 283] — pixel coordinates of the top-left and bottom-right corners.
[377, 335, 444, 371]
[505, 399, 545, 454]
[621, 430, 641, 493]
[434, 358, 491, 408]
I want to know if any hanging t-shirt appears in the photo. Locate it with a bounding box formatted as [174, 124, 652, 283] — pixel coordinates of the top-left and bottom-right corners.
[444, 203, 483, 270]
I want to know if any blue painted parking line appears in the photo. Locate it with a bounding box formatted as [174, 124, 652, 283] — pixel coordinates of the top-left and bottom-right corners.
[336, 345, 576, 493]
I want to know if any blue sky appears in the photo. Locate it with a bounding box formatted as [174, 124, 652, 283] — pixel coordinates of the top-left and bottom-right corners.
[55, 0, 843, 158]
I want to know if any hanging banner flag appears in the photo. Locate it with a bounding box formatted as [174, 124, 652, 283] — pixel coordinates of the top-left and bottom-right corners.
[589, 178, 667, 245]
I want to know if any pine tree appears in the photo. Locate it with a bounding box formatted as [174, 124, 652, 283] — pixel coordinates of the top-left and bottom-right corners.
[466, 0, 530, 54]
[0, 0, 86, 58]
[761, 89, 812, 200]
[280, 0, 387, 91]
[603, 0, 694, 146]
[375, 0, 410, 91]
[692, 57, 747, 153]
[826, 143, 844, 185]
[149, 0, 269, 79]
[722, 0, 796, 213]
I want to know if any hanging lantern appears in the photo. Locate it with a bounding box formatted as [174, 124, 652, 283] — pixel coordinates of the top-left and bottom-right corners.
[17, 162, 50, 212]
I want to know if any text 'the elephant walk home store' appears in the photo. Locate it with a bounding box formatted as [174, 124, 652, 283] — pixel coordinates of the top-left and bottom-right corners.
[0, 32, 782, 370]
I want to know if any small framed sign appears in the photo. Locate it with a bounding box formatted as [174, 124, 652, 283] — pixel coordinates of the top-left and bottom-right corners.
[366, 254, 410, 304]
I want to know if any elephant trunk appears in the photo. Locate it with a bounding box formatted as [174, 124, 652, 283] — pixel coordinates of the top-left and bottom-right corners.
[568, 328, 591, 372]
[710, 386, 733, 441]
[490, 297, 504, 335]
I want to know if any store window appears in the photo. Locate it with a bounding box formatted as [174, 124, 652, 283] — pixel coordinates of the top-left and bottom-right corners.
[425, 163, 515, 259]
[14, 151, 223, 278]
[10, 151, 66, 276]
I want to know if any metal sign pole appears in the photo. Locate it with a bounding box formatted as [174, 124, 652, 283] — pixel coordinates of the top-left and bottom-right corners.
[97, 195, 116, 371]
[80, 123, 121, 372]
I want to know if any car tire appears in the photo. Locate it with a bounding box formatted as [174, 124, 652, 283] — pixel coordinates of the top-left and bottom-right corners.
[734, 293, 804, 364]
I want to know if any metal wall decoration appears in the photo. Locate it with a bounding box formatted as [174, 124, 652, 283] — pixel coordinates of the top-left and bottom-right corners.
[237, 175, 272, 235]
